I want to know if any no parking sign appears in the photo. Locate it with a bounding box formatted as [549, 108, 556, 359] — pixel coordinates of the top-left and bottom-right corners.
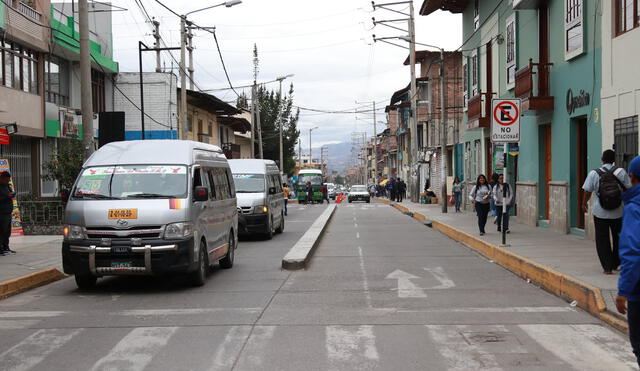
[491, 99, 521, 143]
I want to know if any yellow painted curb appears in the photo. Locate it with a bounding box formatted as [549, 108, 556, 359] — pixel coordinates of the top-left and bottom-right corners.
[0, 268, 67, 299]
[385, 203, 626, 332]
[374, 197, 391, 205]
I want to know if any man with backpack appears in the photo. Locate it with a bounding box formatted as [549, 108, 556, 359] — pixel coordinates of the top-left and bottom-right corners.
[582, 149, 632, 274]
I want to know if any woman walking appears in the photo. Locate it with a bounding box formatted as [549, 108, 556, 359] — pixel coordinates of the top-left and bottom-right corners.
[492, 174, 513, 234]
[469, 174, 492, 235]
[452, 176, 464, 212]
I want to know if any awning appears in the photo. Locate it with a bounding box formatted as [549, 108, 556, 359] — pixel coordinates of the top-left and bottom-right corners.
[219, 116, 251, 133]
[419, 0, 469, 16]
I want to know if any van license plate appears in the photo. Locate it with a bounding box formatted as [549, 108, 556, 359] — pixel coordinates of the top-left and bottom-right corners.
[111, 261, 132, 269]
[108, 209, 138, 219]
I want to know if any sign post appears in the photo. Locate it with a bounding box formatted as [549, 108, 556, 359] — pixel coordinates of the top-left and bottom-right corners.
[491, 99, 521, 247]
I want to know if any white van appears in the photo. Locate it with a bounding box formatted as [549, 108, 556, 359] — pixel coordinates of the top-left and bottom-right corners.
[228, 159, 285, 239]
[61, 140, 238, 289]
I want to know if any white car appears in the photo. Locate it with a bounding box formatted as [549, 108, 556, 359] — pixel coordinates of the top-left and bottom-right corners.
[348, 185, 370, 203]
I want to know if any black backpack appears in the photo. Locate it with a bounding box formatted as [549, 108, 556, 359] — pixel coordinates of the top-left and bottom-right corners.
[595, 167, 626, 210]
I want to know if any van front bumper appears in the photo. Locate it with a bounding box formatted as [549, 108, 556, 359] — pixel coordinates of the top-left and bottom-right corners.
[238, 214, 269, 235]
[62, 238, 196, 276]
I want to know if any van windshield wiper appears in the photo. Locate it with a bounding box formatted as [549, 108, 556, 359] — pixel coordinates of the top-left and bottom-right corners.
[124, 193, 174, 198]
[74, 193, 119, 200]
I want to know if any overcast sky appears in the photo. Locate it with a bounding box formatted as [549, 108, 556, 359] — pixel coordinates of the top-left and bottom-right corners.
[107, 0, 461, 154]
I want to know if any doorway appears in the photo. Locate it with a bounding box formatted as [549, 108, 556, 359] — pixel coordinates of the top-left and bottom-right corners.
[576, 116, 588, 229]
[539, 125, 552, 220]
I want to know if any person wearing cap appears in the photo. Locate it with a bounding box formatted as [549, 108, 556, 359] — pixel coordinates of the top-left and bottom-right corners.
[616, 155, 640, 366]
[0, 171, 16, 255]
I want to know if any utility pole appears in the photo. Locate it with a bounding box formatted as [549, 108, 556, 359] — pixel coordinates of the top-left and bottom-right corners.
[408, 1, 418, 202]
[439, 48, 448, 213]
[152, 18, 161, 72]
[256, 95, 263, 159]
[187, 21, 194, 90]
[250, 84, 255, 158]
[252, 45, 263, 159]
[278, 78, 284, 172]
[179, 16, 188, 140]
[79, 0, 94, 159]
[373, 101, 378, 183]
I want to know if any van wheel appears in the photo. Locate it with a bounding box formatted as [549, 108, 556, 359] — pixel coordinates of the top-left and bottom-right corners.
[219, 233, 235, 269]
[75, 274, 96, 290]
[189, 241, 208, 286]
[276, 212, 284, 234]
[265, 215, 274, 240]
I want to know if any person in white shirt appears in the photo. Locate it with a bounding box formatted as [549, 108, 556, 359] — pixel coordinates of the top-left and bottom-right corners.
[493, 173, 513, 234]
[469, 174, 492, 236]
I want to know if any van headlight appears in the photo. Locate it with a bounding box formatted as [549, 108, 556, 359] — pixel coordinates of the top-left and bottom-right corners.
[254, 205, 268, 214]
[63, 225, 84, 240]
[164, 222, 193, 239]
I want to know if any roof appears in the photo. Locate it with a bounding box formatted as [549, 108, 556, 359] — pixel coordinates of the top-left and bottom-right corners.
[298, 169, 323, 175]
[84, 140, 223, 167]
[390, 84, 410, 106]
[419, 0, 469, 16]
[403, 50, 460, 65]
[219, 116, 251, 133]
[228, 159, 278, 174]
[177, 88, 241, 116]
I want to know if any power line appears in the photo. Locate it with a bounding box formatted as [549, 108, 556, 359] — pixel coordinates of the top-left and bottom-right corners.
[212, 30, 240, 98]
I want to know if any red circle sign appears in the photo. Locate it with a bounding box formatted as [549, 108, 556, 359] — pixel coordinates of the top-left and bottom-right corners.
[493, 101, 519, 126]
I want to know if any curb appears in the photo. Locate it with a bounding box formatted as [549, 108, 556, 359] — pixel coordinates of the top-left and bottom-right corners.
[0, 268, 67, 299]
[282, 204, 337, 270]
[377, 198, 628, 333]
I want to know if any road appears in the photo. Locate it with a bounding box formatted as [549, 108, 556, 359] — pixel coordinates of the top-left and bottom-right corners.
[0, 201, 636, 370]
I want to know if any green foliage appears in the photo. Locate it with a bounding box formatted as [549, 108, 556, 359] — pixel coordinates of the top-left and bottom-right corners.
[42, 139, 84, 191]
[256, 84, 300, 176]
[334, 175, 345, 185]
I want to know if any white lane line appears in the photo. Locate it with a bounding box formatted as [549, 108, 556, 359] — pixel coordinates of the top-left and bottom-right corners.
[116, 308, 262, 316]
[400, 306, 575, 314]
[357, 246, 372, 309]
[426, 325, 503, 371]
[90, 327, 178, 371]
[519, 324, 637, 370]
[424, 267, 456, 289]
[209, 326, 252, 371]
[0, 311, 66, 318]
[235, 326, 276, 370]
[356, 232, 360, 239]
[326, 325, 379, 371]
[354, 223, 358, 228]
[0, 320, 40, 329]
[0, 329, 83, 371]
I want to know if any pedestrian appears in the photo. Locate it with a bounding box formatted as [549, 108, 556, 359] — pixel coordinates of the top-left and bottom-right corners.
[396, 178, 404, 202]
[400, 179, 407, 201]
[283, 183, 289, 216]
[615, 155, 640, 368]
[321, 183, 330, 204]
[469, 174, 492, 236]
[582, 149, 631, 274]
[0, 171, 16, 255]
[389, 178, 396, 201]
[306, 182, 313, 205]
[452, 176, 464, 212]
[489, 172, 500, 224]
[492, 174, 513, 234]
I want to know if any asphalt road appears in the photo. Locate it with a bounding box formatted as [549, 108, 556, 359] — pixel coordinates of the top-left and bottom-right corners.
[0, 201, 636, 371]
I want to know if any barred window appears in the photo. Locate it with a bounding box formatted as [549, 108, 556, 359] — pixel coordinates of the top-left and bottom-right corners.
[616, 0, 639, 35]
[505, 14, 517, 88]
[614, 116, 638, 170]
[565, 0, 584, 58]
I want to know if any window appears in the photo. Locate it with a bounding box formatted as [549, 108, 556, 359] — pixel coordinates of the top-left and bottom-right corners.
[471, 50, 478, 96]
[463, 57, 468, 110]
[197, 119, 203, 135]
[225, 169, 235, 197]
[614, 116, 638, 170]
[187, 115, 193, 132]
[565, 0, 584, 59]
[473, 0, 480, 30]
[505, 14, 517, 89]
[210, 167, 231, 200]
[616, 0, 639, 35]
[45, 55, 70, 106]
[206, 169, 217, 200]
[91, 69, 105, 113]
[0, 40, 38, 93]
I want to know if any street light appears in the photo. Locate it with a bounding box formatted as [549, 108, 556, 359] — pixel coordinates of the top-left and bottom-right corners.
[309, 126, 319, 166]
[186, 1, 242, 16]
[276, 74, 295, 177]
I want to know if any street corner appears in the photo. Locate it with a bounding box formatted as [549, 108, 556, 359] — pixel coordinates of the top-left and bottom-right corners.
[0, 268, 67, 299]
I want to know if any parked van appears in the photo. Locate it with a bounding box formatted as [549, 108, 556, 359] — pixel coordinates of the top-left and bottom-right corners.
[228, 159, 284, 239]
[61, 140, 238, 289]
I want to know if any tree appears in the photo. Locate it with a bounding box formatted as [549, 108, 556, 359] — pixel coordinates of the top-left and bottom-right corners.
[42, 139, 85, 192]
[334, 175, 345, 185]
[255, 84, 300, 176]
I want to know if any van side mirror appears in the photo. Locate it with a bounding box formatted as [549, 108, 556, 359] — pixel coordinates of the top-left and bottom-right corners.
[268, 187, 277, 195]
[194, 186, 209, 202]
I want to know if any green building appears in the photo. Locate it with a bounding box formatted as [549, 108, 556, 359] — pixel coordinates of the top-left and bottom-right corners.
[420, 0, 601, 236]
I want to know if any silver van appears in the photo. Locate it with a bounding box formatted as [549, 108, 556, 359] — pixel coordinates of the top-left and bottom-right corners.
[228, 159, 284, 239]
[61, 140, 238, 289]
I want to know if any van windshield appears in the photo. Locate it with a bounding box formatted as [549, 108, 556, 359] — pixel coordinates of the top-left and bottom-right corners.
[232, 174, 265, 193]
[298, 174, 322, 186]
[73, 165, 188, 200]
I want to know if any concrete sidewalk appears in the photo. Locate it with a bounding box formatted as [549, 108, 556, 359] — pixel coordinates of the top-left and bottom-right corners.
[378, 198, 626, 331]
[0, 235, 66, 297]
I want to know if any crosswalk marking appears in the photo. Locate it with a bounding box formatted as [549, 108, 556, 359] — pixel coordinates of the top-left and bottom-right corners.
[0, 329, 83, 371]
[116, 308, 262, 316]
[209, 326, 252, 371]
[0, 311, 66, 318]
[234, 326, 276, 370]
[90, 327, 178, 371]
[520, 324, 637, 371]
[426, 325, 505, 371]
[326, 325, 379, 370]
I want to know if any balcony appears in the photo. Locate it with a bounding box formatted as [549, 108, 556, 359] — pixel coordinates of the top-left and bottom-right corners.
[515, 59, 554, 112]
[222, 143, 241, 159]
[16, 1, 42, 22]
[467, 91, 491, 130]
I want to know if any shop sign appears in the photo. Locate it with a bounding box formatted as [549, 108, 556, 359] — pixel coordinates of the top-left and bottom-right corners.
[0, 128, 9, 145]
[60, 110, 80, 138]
[566, 89, 590, 115]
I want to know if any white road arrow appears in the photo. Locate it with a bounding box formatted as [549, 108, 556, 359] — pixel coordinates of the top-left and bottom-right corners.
[385, 270, 427, 298]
